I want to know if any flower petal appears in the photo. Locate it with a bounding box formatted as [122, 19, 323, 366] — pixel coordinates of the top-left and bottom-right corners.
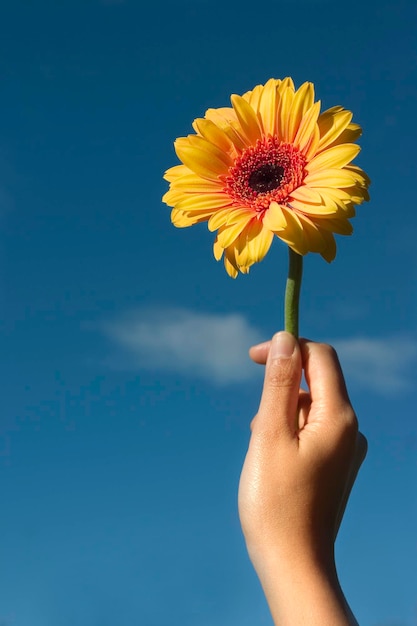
[205, 108, 246, 150]
[306, 143, 361, 173]
[278, 208, 309, 255]
[224, 255, 239, 278]
[294, 101, 321, 153]
[289, 198, 336, 216]
[277, 84, 295, 142]
[304, 168, 358, 188]
[192, 118, 235, 154]
[242, 83, 264, 110]
[287, 81, 315, 143]
[319, 229, 337, 262]
[231, 94, 262, 144]
[323, 122, 362, 150]
[344, 165, 371, 187]
[263, 201, 287, 231]
[174, 137, 230, 180]
[216, 216, 253, 248]
[303, 123, 321, 160]
[171, 209, 215, 227]
[295, 213, 327, 253]
[317, 109, 353, 152]
[289, 185, 323, 204]
[258, 78, 277, 137]
[246, 225, 274, 264]
[176, 193, 232, 213]
[314, 216, 353, 235]
[170, 174, 222, 193]
[164, 164, 191, 182]
[208, 207, 251, 232]
[213, 237, 224, 261]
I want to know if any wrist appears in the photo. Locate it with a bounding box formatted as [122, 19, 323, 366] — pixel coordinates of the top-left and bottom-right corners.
[249, 545, 356, 626]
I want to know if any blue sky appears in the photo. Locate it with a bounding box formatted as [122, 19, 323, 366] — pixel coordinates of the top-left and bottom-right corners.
[0, 0, 416, 624]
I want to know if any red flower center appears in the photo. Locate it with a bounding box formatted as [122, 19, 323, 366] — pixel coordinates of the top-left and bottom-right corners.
[224, 137, 306, 212]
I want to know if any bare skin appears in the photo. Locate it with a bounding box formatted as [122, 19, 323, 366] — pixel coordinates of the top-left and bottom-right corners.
[238, 332, 367, 625]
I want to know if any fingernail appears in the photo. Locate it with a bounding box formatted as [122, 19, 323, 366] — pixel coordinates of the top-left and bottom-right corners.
[270, 332, 296, 359]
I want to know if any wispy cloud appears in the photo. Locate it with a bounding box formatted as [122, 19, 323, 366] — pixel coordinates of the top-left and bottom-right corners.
[98, 308, 417, 393]
[332, 336, 417, 394]
[100, 308, 263, 385]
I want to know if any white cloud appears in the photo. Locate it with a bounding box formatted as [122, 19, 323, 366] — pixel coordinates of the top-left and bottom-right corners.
[332, 336, 417, 394]
[99, 309, 417, 393]
[100, 308, 263, 385]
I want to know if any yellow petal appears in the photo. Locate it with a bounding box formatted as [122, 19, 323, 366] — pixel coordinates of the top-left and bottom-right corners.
[287, 82, 315, 143]
[306, 143, 361, 173]
[213, 237, 224, 261]
[192, 118, 235, 154]
[171, 208, 185, 224]
[295, 213, 327, 253]
[164, 164, 191, 182]
[288, 198, 336, 216]
[319, 229, 337, 262]
[175, 137, 230, 181]
[234, 219, 262, 266]
[162, 188, 187, 206]
[262, 201, 287, 231]
[323, 123, 362, 150]
[243, 83, 264, 111]
[207, 207, 254, 234]
[316, 191, 351, 216]
[231, 94, 262, 144]
[258, 78, 277, 137]
[293, 100, 321, 152]
[205, 108, 246, 150]
[277, 85, 295, 142]
[278, 208, 309, 255]
[208, 207, 254, 233]
[170, 209, 201, 228]
[344, 165, 371, 187]
[181, 208, 222, 223]
[314, 216, 353, 235]
[303, 123, 320, 160]
[216, 216, 253, 248]
[225, 244, 240, 275]
[278, 77, 295, 93]
[225, 208, 253, 225]
[171, 174, 222, 193]
[304, 168, 358, 188]
[317, 109, 353, 152]
[313, 186, 353, 201]
[289, 185, 323, 204]
[187, 135, 232, 166]
[176, 193, 232, 213]
[246, 226, 274, 264]
[224, 256, 239, 278]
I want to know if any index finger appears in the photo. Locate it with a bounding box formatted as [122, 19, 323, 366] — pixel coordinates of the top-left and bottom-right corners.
[300, 339, 351, 411]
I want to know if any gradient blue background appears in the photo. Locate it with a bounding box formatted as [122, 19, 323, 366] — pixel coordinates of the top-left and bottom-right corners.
[1, 0, 416, 624]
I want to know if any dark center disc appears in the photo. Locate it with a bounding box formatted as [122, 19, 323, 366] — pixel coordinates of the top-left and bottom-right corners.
[248, 163, 285, 194]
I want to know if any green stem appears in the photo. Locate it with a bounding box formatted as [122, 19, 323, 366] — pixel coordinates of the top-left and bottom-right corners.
[284, 248, 303, 339]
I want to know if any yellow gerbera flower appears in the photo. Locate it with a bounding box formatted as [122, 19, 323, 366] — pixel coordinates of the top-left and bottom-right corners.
[163, 78, 370, 278]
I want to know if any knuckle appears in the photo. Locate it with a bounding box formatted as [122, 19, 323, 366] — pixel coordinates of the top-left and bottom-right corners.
[267, 359, 297, 388]
[339, 405, 358, 439]
[357, 431, 368, 461]
[319, 342, 338, 360]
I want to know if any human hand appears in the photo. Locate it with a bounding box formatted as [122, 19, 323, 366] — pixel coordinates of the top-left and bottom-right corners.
[238, 332, 367, 625]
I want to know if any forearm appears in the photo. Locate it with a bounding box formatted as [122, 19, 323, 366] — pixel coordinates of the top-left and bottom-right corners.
[251, 548, 359, 626]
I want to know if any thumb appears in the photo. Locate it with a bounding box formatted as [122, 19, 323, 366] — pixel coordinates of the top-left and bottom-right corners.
[253, 332, 302, 440]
